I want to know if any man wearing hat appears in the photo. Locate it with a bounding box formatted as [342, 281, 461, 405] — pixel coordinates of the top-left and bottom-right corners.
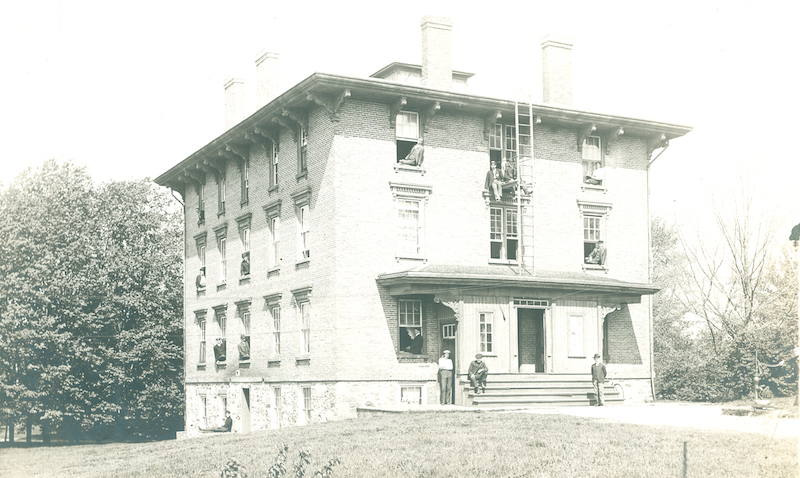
[468, 353, 489, 394]
[591, 353, 607, 406]
[438, 350, 453, 404]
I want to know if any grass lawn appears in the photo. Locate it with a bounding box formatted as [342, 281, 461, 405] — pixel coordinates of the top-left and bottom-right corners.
[1, 410, 797, 478]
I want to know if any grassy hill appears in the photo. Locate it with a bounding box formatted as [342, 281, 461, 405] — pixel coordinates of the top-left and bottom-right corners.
[1, 410, 797, 477]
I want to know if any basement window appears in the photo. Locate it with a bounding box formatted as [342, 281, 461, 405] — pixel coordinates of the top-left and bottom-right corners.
[400, 386, 423, 405]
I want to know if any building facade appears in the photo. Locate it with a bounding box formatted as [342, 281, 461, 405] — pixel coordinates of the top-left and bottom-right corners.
[156, 16, 691, 436]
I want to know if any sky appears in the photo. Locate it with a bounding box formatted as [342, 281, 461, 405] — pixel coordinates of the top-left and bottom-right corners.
[1, 0, 797, 239]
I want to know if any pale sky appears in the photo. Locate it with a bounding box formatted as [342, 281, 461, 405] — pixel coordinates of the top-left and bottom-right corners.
[1, 0, 797, 238]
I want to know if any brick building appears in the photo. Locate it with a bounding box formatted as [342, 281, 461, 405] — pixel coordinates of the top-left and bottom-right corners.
[156, 16, 691, 435]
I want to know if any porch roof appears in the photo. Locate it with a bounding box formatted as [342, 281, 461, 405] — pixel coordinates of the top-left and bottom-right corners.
[376, 264, 659, 303]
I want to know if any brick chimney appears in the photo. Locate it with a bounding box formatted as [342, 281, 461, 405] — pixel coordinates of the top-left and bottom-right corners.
[541, 35, 573, 106]
[255, 50, 280, 108]
[420, 15, 453, 90]
[224, 77, 246, 129]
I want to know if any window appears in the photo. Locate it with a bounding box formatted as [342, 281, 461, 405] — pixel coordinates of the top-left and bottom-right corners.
[219, 237, 227, 282]
[217, 312, 227, 337]
[241, 159, 249, 205]
[197, 183, 206, 224]
[400, 386, 422, 405]
[442, 323, 456, 339]
[479, 313, 493, 353]
[220, 396, 228, 418]
[298, 204, 310, 260]
[271, 217, 281, 268]
[578, 201, 611, 267]
[390, 183, 431, 259]
[271, 141, 279, 188]
[490, 207, 518, 261]
[582, 136, 603, 186]
[272, 305, 281, 355]
[198, 317, 207, 364]
[200, 395, 208, 428]
[398, 299, 422, 352]
[569, 315, 584, 356]
[273, 387, 282, 428]
[236, 300, 251, 360]
[302, 386, 312, 423]
[397, 199, 421, 256]
[195, 233, 208, 291]
[298, 125, 308, 175]
[489, 123, 517, 165]
[241, 227, 250, 277]
[300, 301, 310, 355]
[217, 173, 226, 216]
[395, 111, 419, 162]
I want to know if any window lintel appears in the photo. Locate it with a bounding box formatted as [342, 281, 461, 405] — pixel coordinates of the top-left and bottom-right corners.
[213, 222, 229, 238]
[291, 187, 312, 206]
[235, 212, 252, 228]
[263, 199, 282, 220]
[194, 231, 208, 244]
[389, 182, 432, 200]
[264, 292, 282, 306]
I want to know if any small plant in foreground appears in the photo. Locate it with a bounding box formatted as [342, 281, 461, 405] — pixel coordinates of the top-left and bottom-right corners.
[221, 460, 248, 478]
[221, 443, 338, 478]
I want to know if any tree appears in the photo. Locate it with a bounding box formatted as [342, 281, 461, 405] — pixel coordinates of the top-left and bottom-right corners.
[0, 160, 183, 442]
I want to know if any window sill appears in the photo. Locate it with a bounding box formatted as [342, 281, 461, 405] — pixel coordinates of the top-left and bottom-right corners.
[395, 255, 426, 262]
[240, 201, 249, 208]
[196, 288, 207, 296]
[296, 171, 308, 181]
[394, 164, 426, 176]
[239, 275, 250, 285]
[568, 356, 587, 359]
[197, 220, 205, 227]
[582, 264, 608, 273]
[197, 364, 206, 371]
[217, 282, 227, 291]
[267, 267, 281, 278]
[397, 352, 430, 363]
[267, 358, 281, 366]
[488, 259, 519, 266]
[238, 361, 250, 368]
[215, 362, 227, 369]
[217, 211, 225, 218]
[581, 184, 606, 193]
[295, 259, 310, 270]
[296, 356, 310, 365]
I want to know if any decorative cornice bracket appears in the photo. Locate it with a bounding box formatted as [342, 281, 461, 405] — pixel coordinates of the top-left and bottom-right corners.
[422, 101, 440, 133]
[577, 123, 597, 151]
[483, 110, 502, 140]
[389, 96, 407, 128]
[603, 127, 624, 155]
[307, 89, 350, 122]
[647, 133, 668, 159]
[434, 296, 461, 322]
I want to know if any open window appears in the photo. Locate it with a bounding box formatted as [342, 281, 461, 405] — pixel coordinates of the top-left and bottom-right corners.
[236, 300, 251, 362]
[236, 213, 252, 279]
[578, 200, 612, 269]
[197, 182, 206, 225]
[395, 111, 420, 163]
[398, 299, 423, 354]
[582, 136, 604, 186]
[195, 310, 207, 365]
[194, 232, 207, 292]
[213, 305, 227, 363]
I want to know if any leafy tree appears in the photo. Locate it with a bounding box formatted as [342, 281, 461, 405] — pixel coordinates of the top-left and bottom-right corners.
[0, 160, 183, 442]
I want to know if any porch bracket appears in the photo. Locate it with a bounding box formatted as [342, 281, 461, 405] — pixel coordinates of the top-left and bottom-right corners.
[646, 133, 668, 160]
[434, 296, 460, 322]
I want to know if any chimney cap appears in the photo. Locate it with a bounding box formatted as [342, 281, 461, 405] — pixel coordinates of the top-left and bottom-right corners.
[420, 15, 453, 29]
[540, 35, 573, 49]
[255, 50, 280, 66]
[224, 77, 245, 88]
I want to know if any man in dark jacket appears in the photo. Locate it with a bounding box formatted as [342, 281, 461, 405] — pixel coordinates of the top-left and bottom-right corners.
[468, 353, 489, 394]
[591, 353, 607, 406]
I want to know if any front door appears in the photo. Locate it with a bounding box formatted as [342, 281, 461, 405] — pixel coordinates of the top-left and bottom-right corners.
[518, 308, 545, 372]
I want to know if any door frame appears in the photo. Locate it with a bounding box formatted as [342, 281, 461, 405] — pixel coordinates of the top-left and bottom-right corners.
[513, 299, 550, 373]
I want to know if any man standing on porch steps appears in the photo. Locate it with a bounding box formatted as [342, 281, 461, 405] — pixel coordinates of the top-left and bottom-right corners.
[591, 353, 607, 406]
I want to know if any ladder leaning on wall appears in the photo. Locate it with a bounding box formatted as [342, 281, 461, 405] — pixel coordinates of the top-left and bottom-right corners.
[514, 93, 535, 274]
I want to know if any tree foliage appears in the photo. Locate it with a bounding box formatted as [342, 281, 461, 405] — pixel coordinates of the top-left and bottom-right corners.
[652, 183, 798, 402]
[0, 159, 183, 441]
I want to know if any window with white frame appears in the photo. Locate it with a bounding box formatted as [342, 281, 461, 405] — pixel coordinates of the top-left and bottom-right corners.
[237, 301, 251, 360]
[391, 183, 431, 259]
[569, 315, 584, 357]
[271, 217, 281, 268]
[489, 123, 517, 166]
[272, 305, 281, 355]
[241, 227, 250, 276]
[395, 111, 420, 162]
[398, 299, 422, 352]
[198, 316, 207, 364]
[241, 159, 249, 205]
[197, 183, 206, 224]
[578, 201, 611, 267]
[273, 386, 282, 428]
[442, 324, 456, 339]
[220, 396, 228, 417]
[270, 140, 279, 188]
[200, 395, 208, 428]
[300, 301, 310, 355]
[298, 204, 310, 260]
[400, 386, 423, 405]
[219, 237, 227, 282]
[479, 312, 493, 353]
[298, 125, 308, 176]
[582, 136, 604, 185]
[302, 386, 312, 423]
[195, 233, 207, 291]
[217, 172, 226, 216]
[490, 207, 518, 261]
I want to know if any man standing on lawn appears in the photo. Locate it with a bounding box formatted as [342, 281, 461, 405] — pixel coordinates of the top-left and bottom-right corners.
[438, 350, 453, 404]
[591, 353, 607, 406]
[468, 353, 489, 394]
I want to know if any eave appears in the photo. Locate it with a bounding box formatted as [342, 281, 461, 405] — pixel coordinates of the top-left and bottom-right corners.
[155, 72, 693, 192]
